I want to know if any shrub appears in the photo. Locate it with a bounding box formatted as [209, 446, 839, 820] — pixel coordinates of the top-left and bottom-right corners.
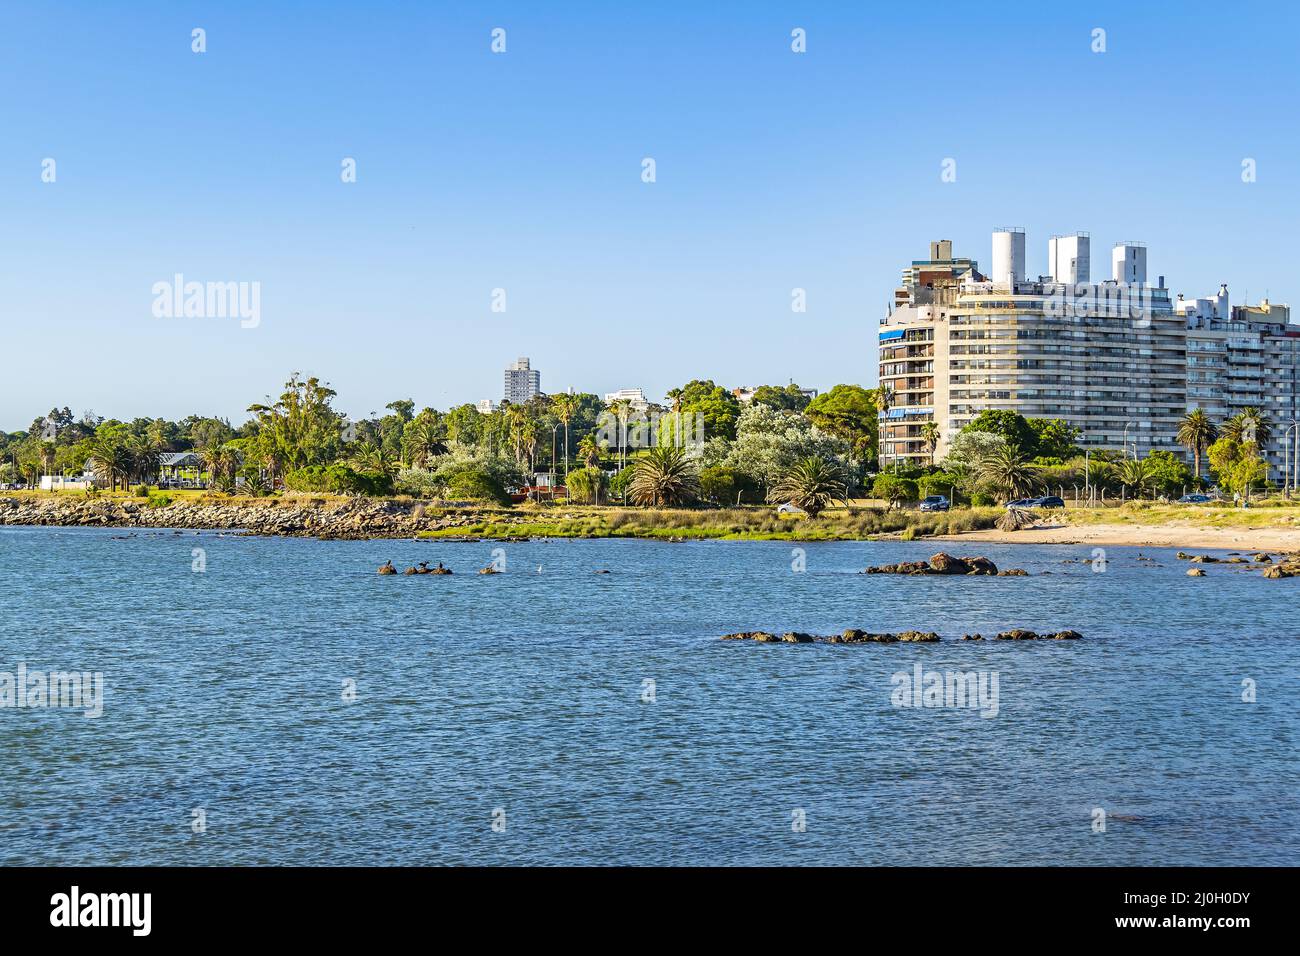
[284, 464, 392, 496]
[132, 483, 151, 498]
[699, 466, 760, 506]
[145, 492, 172, 508]
[871, 474, 918, 508]
[969, 492, 995, 507]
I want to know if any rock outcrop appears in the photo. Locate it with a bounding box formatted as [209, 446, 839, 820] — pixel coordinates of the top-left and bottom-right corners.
[864, 553, 1010, 576]
[721, 628, 1076, 644]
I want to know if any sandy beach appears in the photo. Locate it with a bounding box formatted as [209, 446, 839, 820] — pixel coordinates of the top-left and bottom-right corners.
[941, 521, 1300, 552]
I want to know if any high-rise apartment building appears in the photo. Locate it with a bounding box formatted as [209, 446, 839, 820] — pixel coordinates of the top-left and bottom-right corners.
[878, 228, 1298, 478]
[503, 357, 542, 405]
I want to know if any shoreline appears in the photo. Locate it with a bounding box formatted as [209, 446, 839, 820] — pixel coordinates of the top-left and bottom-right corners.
[936, 522, 1300, 552]
[4, 495, 1299, 551]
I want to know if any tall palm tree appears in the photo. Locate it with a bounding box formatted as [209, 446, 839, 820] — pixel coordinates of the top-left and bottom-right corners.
[976, 444, 1038, 504]
[550, 394, 579, 478]
[1177, 408, 1217, 481]
[767, 456, 847, 518]
[605, 399, 632, 470]
[627, 446, 699, 507]
[1223, 407, 1273, 448]
[873, 385, 895, 470]
[920, 422, 941, 466]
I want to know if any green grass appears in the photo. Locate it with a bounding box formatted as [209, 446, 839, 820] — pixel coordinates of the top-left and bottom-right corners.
[415, 505, 1003, 541]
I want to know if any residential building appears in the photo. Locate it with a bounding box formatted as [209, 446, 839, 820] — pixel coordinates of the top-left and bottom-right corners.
[503, 357, 541, 405]
[604, 388, 650, 411]
[879, 229, 1200, 468]
[475, 399, 498, 414]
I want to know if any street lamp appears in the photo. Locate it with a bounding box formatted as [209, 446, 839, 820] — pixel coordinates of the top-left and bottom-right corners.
[1285, 421, 1299, 497]
[1122, 420, 1138, 461]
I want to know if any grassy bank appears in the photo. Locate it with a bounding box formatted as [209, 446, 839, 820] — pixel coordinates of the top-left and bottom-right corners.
[415, 505, 1004, 541]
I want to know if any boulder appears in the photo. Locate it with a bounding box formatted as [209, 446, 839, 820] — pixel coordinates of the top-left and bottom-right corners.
[995, 629, 1040, 641]
[896, 630, 941, 643]
[1187, 568, 1206, 576]
[1262, 565, 1294, 579]
[927, 552, 971, 574]
[997, 568, 1029, 576]
[960, 633, 984, 641]
[781, 632, 816, 644]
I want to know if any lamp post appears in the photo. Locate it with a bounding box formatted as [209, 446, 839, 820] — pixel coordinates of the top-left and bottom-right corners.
[1285, 421, 1299, 498]
[1122, 420, 1138, 461]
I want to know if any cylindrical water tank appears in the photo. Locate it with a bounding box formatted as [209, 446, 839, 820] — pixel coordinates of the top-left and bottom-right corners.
[992, 228, 1025, 289]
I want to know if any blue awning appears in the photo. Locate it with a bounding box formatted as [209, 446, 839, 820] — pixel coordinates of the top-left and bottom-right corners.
[878, 329, 905, 341]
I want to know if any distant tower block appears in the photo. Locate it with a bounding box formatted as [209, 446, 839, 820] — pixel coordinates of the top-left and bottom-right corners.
[1112, 242, 1147, 285]
[1048, 233, 1090, 284]
[991, 227, 1026, 290]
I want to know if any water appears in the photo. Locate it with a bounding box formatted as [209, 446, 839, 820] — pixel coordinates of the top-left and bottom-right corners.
[0, 525, 1295, 865]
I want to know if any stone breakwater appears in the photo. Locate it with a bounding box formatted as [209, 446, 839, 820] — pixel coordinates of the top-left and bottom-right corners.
[721, 628, 1082, 644]
[0, 496, 508, 539]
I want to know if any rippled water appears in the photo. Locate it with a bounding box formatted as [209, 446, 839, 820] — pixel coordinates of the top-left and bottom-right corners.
[0, 525, 1295, 865]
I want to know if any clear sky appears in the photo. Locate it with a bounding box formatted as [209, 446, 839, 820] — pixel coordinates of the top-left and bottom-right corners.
[2, 0, 1297, 427]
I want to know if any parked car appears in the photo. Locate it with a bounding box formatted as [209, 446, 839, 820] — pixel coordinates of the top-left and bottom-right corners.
[918, 495, 950, 512]
[1177, 493, 1212, 504]
[1006, 498, 1039, 509]
[1035, 496, 1065, 509]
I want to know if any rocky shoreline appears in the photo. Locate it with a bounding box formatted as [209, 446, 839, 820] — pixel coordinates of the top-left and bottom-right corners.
[0, 495, 499, 539]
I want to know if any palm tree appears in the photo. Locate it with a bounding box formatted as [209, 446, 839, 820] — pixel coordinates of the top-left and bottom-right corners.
[976, 444, 1038, 504]
[606, 399, 632, 470]
[87, 438, 130, 491]
[627, 446, 699, 507]
[873, 385, 894, 470]
[550, 394, 579, 479]
[920, 422, 941, 466]
[578, 434, 601, 470]
[402, 417, 449, 469]
[1116, 458, 1150, 498]
[349, 442, 396, 479]
[767, 456, 847, 518]
[1177, 408, 1217, 481]
[1223, 407, 1273, 448]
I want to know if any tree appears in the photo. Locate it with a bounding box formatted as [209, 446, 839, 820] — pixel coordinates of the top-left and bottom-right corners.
[804, 384, 877, 474]
[870, 473, 918, 510]
[1222, 407, 1273, 448]
[578, 434, 602, 470]
[245, 374, 344, 476]
[749, 384, 812, 413]
[673, 379, 742, 443]
[768, 456, 846, 517]
[976, 443, 1038, 503]
[627, 446, 699, 507]
[709, 404, 848, 489]
[564, 466, 608, 504]
[1027, 418, 1080, 460]
[964, 410, 1038, 457]
[402, 415, 449, 469]
[1209, 437, 1268, 501]
[550, 394, 580, 478]
[1116, 458, 1150, 497]
[920, 422, 941, 466]
[1177, 408, 1218, 481]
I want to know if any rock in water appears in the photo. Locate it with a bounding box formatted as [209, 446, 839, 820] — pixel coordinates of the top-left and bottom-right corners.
[1187, 568, 1207, 576]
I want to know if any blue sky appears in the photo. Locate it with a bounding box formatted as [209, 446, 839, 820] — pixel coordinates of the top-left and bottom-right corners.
[2, 0, 1298, 426]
